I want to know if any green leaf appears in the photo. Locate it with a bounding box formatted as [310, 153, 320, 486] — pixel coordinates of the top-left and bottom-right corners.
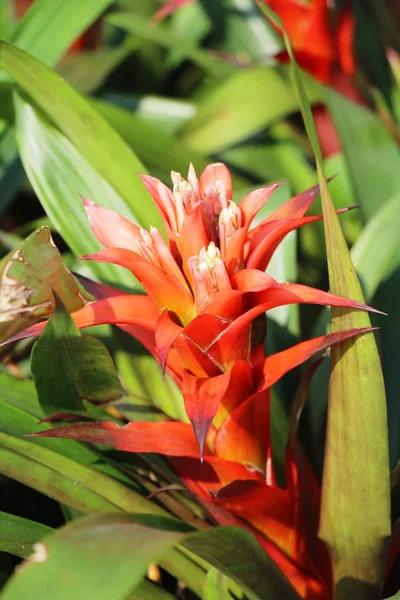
[0, 226, 89, 344]
[203, 567, 239, 600]
[13, 93, 141, 287]
[325, 88, 400, 221]
[0, 514, 188, 600]
[351, 191, 400, 300]
[0, 512, 51, 559]
[0, 41, 163, 231]
[257, 3, 391, 597]
[183, 527, 300, 600]
[180, 66, 314, 154]
[31, 297, 123, 416]
[0, 374, 41, 418]
[0, 0, 15, 41]
[106, 11, 237, 79]
[7, 0, 114, 68]
[0, 431, 165, 516]
[114, 334, 187, 422]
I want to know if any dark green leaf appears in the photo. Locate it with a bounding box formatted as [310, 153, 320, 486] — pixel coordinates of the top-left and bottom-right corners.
[0, 512, 51, 559]
[106, 11, 236, 79]
[184, 527, 300, 600]
[31, 298, 123, 415]
[0, 514, 188, 600]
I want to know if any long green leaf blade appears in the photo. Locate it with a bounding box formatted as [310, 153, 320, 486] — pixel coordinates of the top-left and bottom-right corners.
[0, 512, 51, 559]
[0, 41, 162, 230]
[257, 3, 391, 597]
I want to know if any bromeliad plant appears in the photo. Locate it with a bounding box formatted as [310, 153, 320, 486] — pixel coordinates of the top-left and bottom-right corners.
[5, 162, 384, 598]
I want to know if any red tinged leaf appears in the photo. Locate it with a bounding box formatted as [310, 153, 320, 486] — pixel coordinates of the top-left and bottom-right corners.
[82, 198, 141, 250]
[198, 162, 232, 199]
[155, 309, 183, 372]
[171, 455, 264, 499]
[211, 480, 296, 558]
[260, 327, 378, 392]
[233, 269, 384, 315]
[81, 248, 195, 322]
[263, 181, 323, 221]
[246, 209, 353, 271]
[182, 370, 236, 459]
[2, 296, 160, 355]
[198, 289, 245, 321]
[29, 420, 206, 457]
[215, 390, 270, 470]
[212, 360, 254, 428]
[153, 0, 194, 21]
[139, 175, 176, 239]
[238, 183, 281, 227]
[73, 274, 128, 300]
[285, 356, 332, 594]
[180, 206, 209, 285]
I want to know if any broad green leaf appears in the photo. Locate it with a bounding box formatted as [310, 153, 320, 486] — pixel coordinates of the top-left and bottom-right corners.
[31, 298, 123, 415]
[325, 88, 400, 221]
[0, 226, 90, 343]
[0, 514, 189, 600]
[257, 3, 391, 597]
[180, 66, 311, 154]
[8, 0, 114, 68]
[183, 527, 300, 600]
[106, 11, 236, 79]
[0, 512, 51, 558]
[0, 41, 162, 230]
[13, 93, 142, 287]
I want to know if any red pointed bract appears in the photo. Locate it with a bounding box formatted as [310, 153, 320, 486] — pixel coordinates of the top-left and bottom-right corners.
[81, 248, 194, 321]
[29, 421, 205, 457]
[260, 327, 377, 392]
[82, 198, 141, 249]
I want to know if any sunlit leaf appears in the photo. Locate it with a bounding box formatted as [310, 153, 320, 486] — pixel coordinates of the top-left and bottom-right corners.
[31, 298, 123, 416]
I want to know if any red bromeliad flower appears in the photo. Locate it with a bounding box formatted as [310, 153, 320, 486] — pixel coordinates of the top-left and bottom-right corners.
[263, 0, 355, 85]
[262, 0, 365, 157]
[8, 163, 380, 598]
